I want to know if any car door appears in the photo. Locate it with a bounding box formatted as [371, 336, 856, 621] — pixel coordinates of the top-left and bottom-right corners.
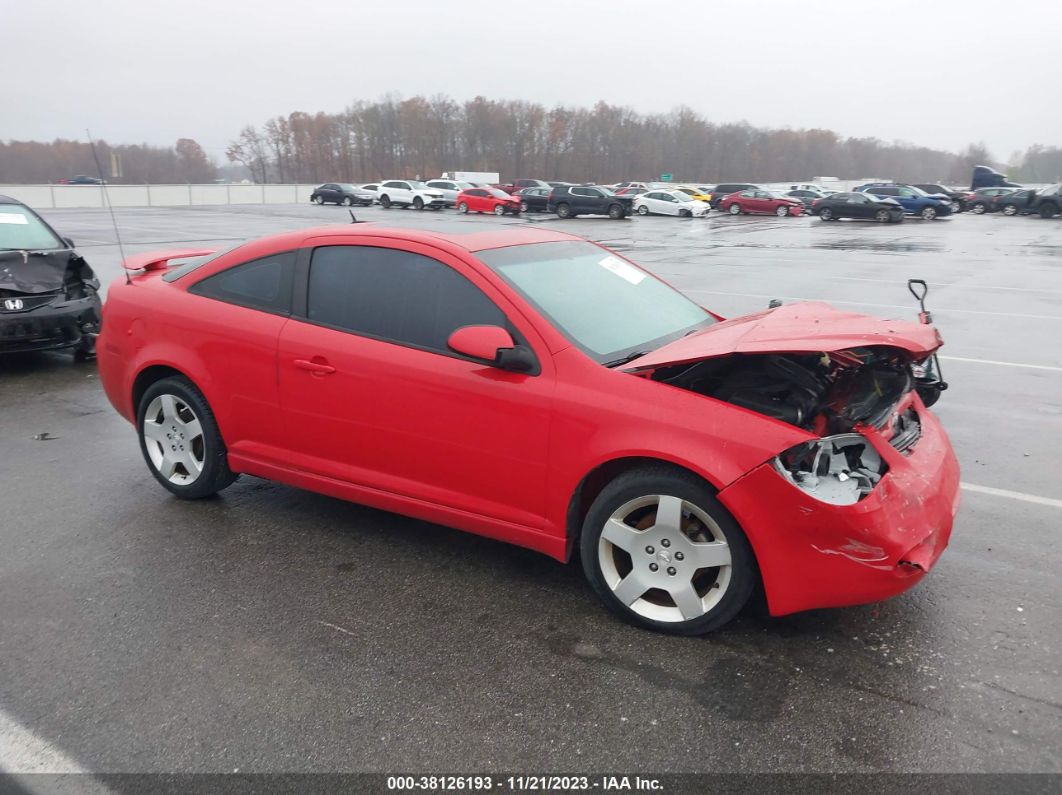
[846, 193, 873, 218]
[277, 237, 554, 528]
[465, 188, 486, 212]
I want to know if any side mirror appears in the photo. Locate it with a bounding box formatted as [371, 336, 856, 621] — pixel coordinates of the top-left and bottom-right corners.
[447, 325, 535, 372]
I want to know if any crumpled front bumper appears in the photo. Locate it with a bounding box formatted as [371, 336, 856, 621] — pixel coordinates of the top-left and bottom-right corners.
[718, 399, 960, 616]
[0, 294, 101, 353]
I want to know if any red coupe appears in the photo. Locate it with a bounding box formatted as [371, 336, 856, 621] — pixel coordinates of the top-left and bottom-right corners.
[721, 189, 804, 217]
[98, 226, 958, 634]
[456, 187, 521, 216]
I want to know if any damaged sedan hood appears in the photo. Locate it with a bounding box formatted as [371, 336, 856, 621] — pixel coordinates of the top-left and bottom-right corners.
[0, 249, 89, 294]
[622, 301, 942, 372]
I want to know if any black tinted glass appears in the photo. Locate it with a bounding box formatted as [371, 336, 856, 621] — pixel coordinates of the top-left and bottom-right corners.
[190, 251, 295, 314]
[308, 246, 506, 353]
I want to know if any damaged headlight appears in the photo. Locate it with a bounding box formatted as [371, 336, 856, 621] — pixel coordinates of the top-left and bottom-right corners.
[773, 434, 888, 505]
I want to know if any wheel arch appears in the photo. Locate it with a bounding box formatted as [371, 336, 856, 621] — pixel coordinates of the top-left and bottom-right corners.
[564, 455, 722, 560]
[132, 364, 199, 420]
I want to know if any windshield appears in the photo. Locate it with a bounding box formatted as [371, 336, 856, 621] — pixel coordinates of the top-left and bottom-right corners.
[765, 191, 789, 200]
[488, 188, 511, 199]
[478, 241, 713, 363]
[676, 188, 696, 196]
[0, 205, 63, 250]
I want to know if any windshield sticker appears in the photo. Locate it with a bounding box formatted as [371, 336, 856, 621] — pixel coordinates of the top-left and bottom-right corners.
[597, 255, 646, 285]
[0, 213, 29, 225]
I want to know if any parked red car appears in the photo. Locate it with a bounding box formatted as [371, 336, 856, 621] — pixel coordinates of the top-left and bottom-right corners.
[721, 189, 804, 217]
[98, 226, 958, 635]
[456, 187, 522, 216]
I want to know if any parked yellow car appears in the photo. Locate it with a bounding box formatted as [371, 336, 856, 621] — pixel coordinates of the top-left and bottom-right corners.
[675, 185, 713, 204]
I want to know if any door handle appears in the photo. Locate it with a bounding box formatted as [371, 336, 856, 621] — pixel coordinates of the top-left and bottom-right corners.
[293, 358, 335, 375]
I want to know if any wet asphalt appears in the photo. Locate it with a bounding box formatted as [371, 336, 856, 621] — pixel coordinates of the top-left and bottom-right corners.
[0, 203, 1059, 775]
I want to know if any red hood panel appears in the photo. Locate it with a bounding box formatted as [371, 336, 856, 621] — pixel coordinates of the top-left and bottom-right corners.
[623, 301, 943, 372]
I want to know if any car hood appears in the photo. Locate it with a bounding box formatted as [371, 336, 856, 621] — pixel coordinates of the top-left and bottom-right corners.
[0, 249, 95, 294]
[621, 301, 942, 373]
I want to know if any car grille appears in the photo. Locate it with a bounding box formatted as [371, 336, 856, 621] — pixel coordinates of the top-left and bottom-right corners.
[889, 408, 922, 455]
[0, 290, 61, 313]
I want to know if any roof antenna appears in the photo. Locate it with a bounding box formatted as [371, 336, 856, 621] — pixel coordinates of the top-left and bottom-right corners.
[348, 209, 363, 224]
[87, 129, 131, 285]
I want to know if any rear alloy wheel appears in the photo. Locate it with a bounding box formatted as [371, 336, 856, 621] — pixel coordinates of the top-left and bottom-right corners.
[819, 207, 834, 221]
[556, 203, 572, 219]
[728, 203, 742, 215]
[971, 201, 986, 214]
[875, 208, 891, 223]
[637, 204, 650, 215]
[920, 206, 938, 221]
[775, 204, 790, 217]
[458, 202, 469, 214]
[314, 195, 324, 205]
[413, 196, 424, 210]
[494, 204, 506, 216]
[138, 377, 237, 500]
[380, 195, 392, 209]
[581, 468, 756, 635]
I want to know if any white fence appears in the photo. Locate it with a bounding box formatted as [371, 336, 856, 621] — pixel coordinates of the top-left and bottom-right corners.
[0, 184, 320, 209]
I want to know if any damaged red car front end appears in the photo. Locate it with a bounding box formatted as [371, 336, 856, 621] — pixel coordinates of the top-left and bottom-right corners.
[624, 300, 959, 617]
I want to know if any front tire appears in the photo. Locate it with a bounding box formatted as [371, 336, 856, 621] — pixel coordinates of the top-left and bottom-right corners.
[137, 376, 237, 500]
[775, 204, 789, 217]
[1040, 203, 1058, 219]
[580, 467, 757, 635]
[413, 197, 424, 210]
[728, 203, 742, 215]
[920, 206, 938, 221]
[313, 195, 324, 205]
[637, 204, 650, 215]
[342, 196, 353, 206]
[494, 204, 506, 216]
[556, 202, 572, 219]
[380, 195, 392, 209]
[875, 208, 891, 223]
[819, 207, 834, 221]
[971, 201, 986, 214]
[608, 204, 625, 220]
[1002, 204, 1019, 216]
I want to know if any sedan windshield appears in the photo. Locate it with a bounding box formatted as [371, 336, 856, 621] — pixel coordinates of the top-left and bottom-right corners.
[478, 240, 713, 363]
[0, 205, 62, 250]
[488, 188, 511, 199]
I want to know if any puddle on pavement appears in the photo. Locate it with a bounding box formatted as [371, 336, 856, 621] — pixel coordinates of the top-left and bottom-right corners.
[811, 238, 944, 253]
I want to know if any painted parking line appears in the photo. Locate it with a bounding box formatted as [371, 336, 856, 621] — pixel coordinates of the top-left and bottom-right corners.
[940, 355, 1062, 372]
[0, 708, 92, 777]
[961, 483, 1062, 510]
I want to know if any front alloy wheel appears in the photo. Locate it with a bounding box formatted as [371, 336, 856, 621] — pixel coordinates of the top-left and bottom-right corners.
[819, 207, 834, 221]
[775, 204, 790, 217]
[921, 206, 938, 220]
[494, 204, 506, 216]
[581, 468, 756, 634]
[728, 203, 742, 215]
[971, 201, 986, 214]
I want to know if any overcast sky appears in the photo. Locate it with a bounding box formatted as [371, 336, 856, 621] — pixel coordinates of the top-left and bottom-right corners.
[4, 1, 1059, 164]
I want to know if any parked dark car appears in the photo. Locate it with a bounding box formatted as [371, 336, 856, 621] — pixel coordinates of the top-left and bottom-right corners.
[709, 183, 759, 209]
[498, 178, 551, 194]
[515, 186, 551, 212]
[548, 185, 633, 219]
[60, 175, 104, 185]
[310, 183, 375, 206]
[784, 188, 827, 209]
[913, 184, 972, 213]
[855, 184, 952, 220]
[812, 192, 905, 223]
[971, 165, 1020, 190]
[967, 187, 1019, 214]
[1028, 184, 1062, 218]
[994, 189, 1037, 216]
[0, 195, 101, 356]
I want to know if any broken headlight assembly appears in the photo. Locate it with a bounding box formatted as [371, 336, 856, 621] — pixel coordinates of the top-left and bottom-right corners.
[773, 434, 888, 506]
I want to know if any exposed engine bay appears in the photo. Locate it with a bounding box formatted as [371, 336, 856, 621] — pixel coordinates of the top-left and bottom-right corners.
[650, 347, 920, 435]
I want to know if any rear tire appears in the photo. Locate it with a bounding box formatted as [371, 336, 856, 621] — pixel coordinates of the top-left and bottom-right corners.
[413, 196, 424, 210]
[137, 376, 237, 500]
[580, 466, 757, 635]
[971, 201, 986, 214]
[819, 207, 834, 221]
[1002, 204, 1018, 216]
[380, 195, 392, 209]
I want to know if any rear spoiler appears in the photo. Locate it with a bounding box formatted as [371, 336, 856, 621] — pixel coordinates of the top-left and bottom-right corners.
[122, 248, 217, 272]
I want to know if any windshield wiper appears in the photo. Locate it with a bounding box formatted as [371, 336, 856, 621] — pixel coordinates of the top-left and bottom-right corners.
[603, 350, 650, 368]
